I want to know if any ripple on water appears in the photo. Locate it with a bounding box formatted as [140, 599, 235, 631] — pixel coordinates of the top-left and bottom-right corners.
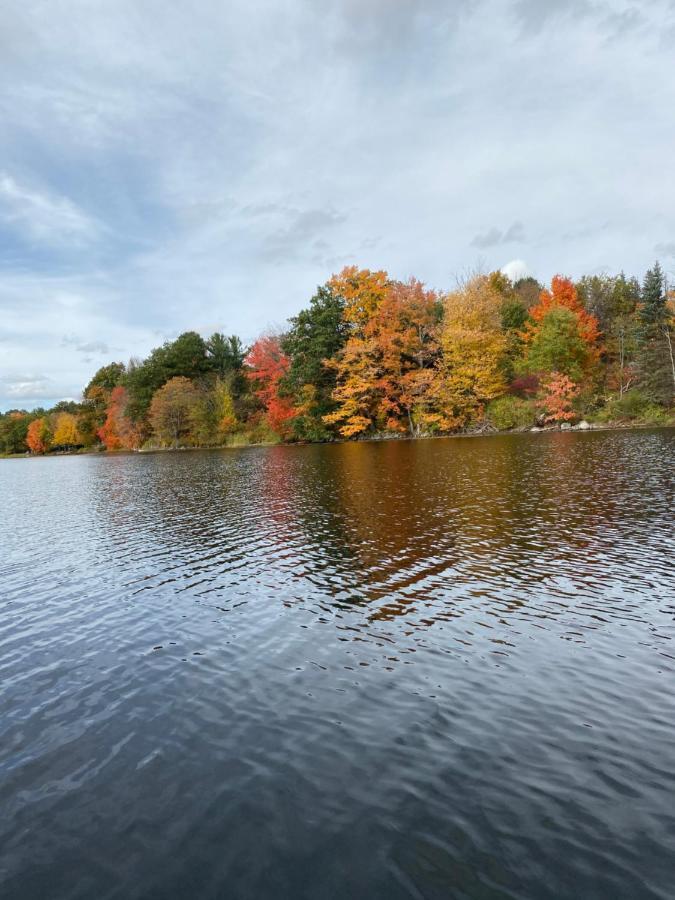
[0, 428, 674, 900]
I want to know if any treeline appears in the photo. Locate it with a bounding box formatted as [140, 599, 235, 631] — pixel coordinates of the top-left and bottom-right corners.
[2, 262, 674, 455]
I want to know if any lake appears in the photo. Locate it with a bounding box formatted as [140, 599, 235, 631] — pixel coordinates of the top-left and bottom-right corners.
[1, 428, 674, 899]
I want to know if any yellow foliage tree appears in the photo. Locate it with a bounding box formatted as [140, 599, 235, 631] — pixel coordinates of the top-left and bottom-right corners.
[323, 336, 381, 437]
[52, 412, 82, 447]
[328, 266, 389, 330]
[433, 276, 506, 429]
[214, 379, 238, 438]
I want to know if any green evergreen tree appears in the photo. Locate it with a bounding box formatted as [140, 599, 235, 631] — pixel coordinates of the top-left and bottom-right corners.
[641, 262, 666, 325]
[637, 263, 673, 403]
[206, 333, 246, 378]
[281, 284, 349, 440]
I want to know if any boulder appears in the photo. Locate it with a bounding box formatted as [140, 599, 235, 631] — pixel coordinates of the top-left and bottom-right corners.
[560, 423, 572, 431]
[577, 420, 591, 430]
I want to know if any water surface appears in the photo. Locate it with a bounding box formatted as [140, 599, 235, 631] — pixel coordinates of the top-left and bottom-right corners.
[1, 429, 674, 899]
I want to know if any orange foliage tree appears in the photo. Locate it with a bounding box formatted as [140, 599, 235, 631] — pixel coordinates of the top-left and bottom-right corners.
[98, 386, 141, 450]
[324, 278, 441, 437]
[539, 372, 580, 423]
[245, 336, 297, 437]
[26, 417, 51, 454]
[328, 266, 390, 330]
[524, 276, 601, 367]
[529, 276, 599, 335]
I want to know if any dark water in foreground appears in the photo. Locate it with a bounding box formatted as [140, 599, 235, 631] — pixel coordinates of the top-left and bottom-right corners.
[1, 429, 674, 900]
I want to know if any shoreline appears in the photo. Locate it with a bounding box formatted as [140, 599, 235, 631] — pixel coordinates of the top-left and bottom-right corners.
[2, 420, 673, 460]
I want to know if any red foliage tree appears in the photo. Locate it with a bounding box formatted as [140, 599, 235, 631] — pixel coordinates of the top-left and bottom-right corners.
[510, 374, 540, 397]
[245, 336, 297, 436]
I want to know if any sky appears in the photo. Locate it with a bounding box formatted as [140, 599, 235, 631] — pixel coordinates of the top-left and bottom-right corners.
[1, 0, 675, 411]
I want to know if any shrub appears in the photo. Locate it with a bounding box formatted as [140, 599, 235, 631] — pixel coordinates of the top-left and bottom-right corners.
[595, 390, 655, 423]
[641, 404, 670, 425]
[538, 372, 580, 423]
[509, 374, 539, 397]
[486, 396, 537, 430]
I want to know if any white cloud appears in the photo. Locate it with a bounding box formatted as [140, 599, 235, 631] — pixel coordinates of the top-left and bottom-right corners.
[0, 0, 674, 409]
[501, 259, 531, 282]
[0, 172, 99, 247]
[0, 373, 51, 400]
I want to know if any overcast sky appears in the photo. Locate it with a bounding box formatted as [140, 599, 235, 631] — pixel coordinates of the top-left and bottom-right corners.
[1, 0, 675, 410]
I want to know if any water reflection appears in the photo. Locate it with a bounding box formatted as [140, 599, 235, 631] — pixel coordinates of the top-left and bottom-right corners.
[78, 431, 675, 651]
[2, 430, 674, 900]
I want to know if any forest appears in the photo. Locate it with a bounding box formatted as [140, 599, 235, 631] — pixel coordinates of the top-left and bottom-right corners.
[2, 262, 674, 456]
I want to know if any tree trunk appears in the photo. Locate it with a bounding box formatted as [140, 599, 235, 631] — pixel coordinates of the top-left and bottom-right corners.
[663, 324, 675, 397]
[406, 407, 415, 437]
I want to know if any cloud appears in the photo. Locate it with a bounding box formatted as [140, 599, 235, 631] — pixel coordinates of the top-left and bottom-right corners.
[260, 207, 347, 263]
[0, 172, 99, 247]
[511, 0, 595, 33]
[61, 335, 111, 354]
[655, 241, 675, 258]
[330, 0, 474, 59]
[0, 373, 51, 400]
[601, 7, 648, 40]
[0, 0, 674, 410]
[471, 221, 525, 249]
[75, 340, 111, 354]
[501, 259, 531, 282]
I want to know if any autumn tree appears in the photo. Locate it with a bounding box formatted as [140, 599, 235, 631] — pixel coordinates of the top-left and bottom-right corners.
[245, 336, 297, 437]
[525, 307, 592, 382]
[26, 417, 52, 454]
[214, 379, 238, 435]
[525, 276, 600, 348]
[192, 378, 239, 445]
[98, 386, 141, 450]
[522, 277, 601, 408]
[52, 412, 83, 449]
[431, 275, 506, 430]
[79, 361, 127, 444]
[328, 266, 389, 330]
[324, 278, 441, 437]
[538, 373, 580, 423]
[381, 279, 442, 434]
[148, 377, 200, 447]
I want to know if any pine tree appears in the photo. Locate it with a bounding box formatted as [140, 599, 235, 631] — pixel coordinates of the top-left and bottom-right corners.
[641, 262, 666, 325]
[637, 263, 673, 404]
